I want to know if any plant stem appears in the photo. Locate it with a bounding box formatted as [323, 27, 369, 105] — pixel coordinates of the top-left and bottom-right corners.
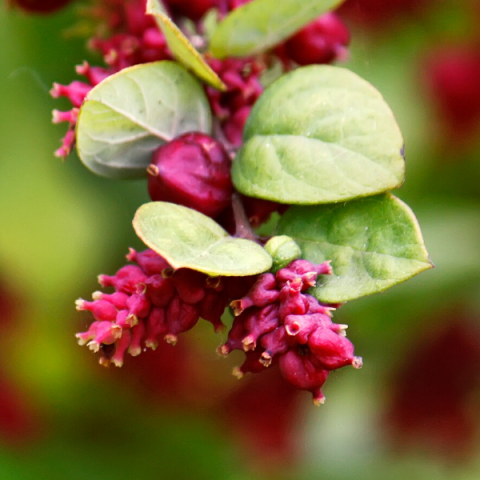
[232, 193, 258, 242]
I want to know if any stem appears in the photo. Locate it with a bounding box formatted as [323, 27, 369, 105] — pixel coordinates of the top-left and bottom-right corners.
[232, 193, 258, 242]
[212, 119, 237, 159]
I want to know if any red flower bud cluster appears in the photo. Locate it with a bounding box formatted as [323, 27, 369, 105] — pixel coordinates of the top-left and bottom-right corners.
[219, 259, 362, 405]
[51, 1, 352, 161]
[163, 0, 223, 21]
[51, 62, 111, 159]
[147, 132, 233, 218]
[277, 13, 350, 67]
[76, 248, 253, 367]
[338, 0, 432, 28]
[89, 27, 170, 71]
[422, 45, 480, 149]
[386, 315, 480, 458]
[206, 57, 265, 147]
[51, 0, 171, 159]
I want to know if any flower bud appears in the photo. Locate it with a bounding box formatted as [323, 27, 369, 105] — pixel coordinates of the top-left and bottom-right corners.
[75, 299, 117, 322]
[230, 273, 279, 315]
[284, 13, 350, 66]
[145, 274, 176, 308]
[308, 328, 362, 370]
[126, 248, 170, 276]
[284, 312, 333, 344]
[278, 349, 329, 405]
[164, 0, 222, 21]
[145, 307, 168, 350]
[265, 236, 302, 273]
[98, 265, 147, 294]
[242, 304, 279, 351]
[171, 269, 206, 305]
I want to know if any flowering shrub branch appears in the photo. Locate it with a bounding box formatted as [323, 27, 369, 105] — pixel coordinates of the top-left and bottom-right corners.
[12, 0, 432, 405]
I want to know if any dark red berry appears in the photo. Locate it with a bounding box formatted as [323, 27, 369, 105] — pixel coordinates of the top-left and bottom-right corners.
[164, 0, 221, 21]
[423, 45, 480, 144]
[147, 132, 233, 218]
[338, 0, 432, 27]
[8, 0, 73, 14]
[284, 13, 350, 66]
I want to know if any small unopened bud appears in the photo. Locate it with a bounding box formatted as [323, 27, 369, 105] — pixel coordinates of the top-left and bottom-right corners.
[265, 236, 302, 273]
[284, 13, 350, 66]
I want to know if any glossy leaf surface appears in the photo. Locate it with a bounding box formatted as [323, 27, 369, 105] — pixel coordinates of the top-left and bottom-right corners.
[76, 61, 211, 178]
[146, 0, 225, 90]
[232, 65, 405, 204]
[133, 202, 272, 276]
[210, 0, 343, 58]
[276, 193, 432, 302]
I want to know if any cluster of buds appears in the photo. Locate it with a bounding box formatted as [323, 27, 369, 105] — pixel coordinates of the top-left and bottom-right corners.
[88, 5, 170, 71]
[51, 0, 171, 159]
[164, 0, 223, 21]
[49, 0, 360, 407]
[51, 1, 352, 159]
[206, 57, 265, 147]
[51, 62, 111, 158]
[219, 259, 362, 405]
[338, 0, 432, 28]
[422, 45, 480, 149]
[386, 315, 480, 458]
[279, 13, 350, 67]
[76, 248, 253, 367]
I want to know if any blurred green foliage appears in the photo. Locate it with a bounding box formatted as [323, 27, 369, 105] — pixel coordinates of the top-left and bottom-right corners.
[2, 1, 480, 479]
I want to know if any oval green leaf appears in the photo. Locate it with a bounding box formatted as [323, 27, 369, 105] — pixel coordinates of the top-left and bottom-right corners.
[275, 193, 432, 303]
[209, 0, 343, 58]
[133, 202, 272, 276]
[146, 0, 226, 90]
[232, 65, 405, 204]
[76, 61, 212, 179]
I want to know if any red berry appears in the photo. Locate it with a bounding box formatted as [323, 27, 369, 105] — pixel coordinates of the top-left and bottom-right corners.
[423, 45, 480, 144]
[284, 13, 350, 66]
[148, 132, 233, 218]
[164, 0, 221, 21]
[338, 0, 431, 27]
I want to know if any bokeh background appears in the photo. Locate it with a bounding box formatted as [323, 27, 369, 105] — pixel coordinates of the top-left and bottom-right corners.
[2, 0, 480, 478]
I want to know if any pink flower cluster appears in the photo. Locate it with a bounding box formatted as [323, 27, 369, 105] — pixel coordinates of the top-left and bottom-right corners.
[51, 1, 352, 159]
[206, 57, 265, 147]
[51, 62, 111, 158]
[219, 259, 363, 405]
[51, 0, 171, 159]
[75, 248, 361, 404]
[76, 248, 252, 367]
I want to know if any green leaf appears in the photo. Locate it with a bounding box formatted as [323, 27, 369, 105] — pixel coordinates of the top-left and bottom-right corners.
[275, 193, 432, 303]
[146, 0, 226, 90]
[232, 65, 405, 204]
[133, 202, 272, 276]
[210, 0, 343, 58]
[76, 61, 212, 179]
